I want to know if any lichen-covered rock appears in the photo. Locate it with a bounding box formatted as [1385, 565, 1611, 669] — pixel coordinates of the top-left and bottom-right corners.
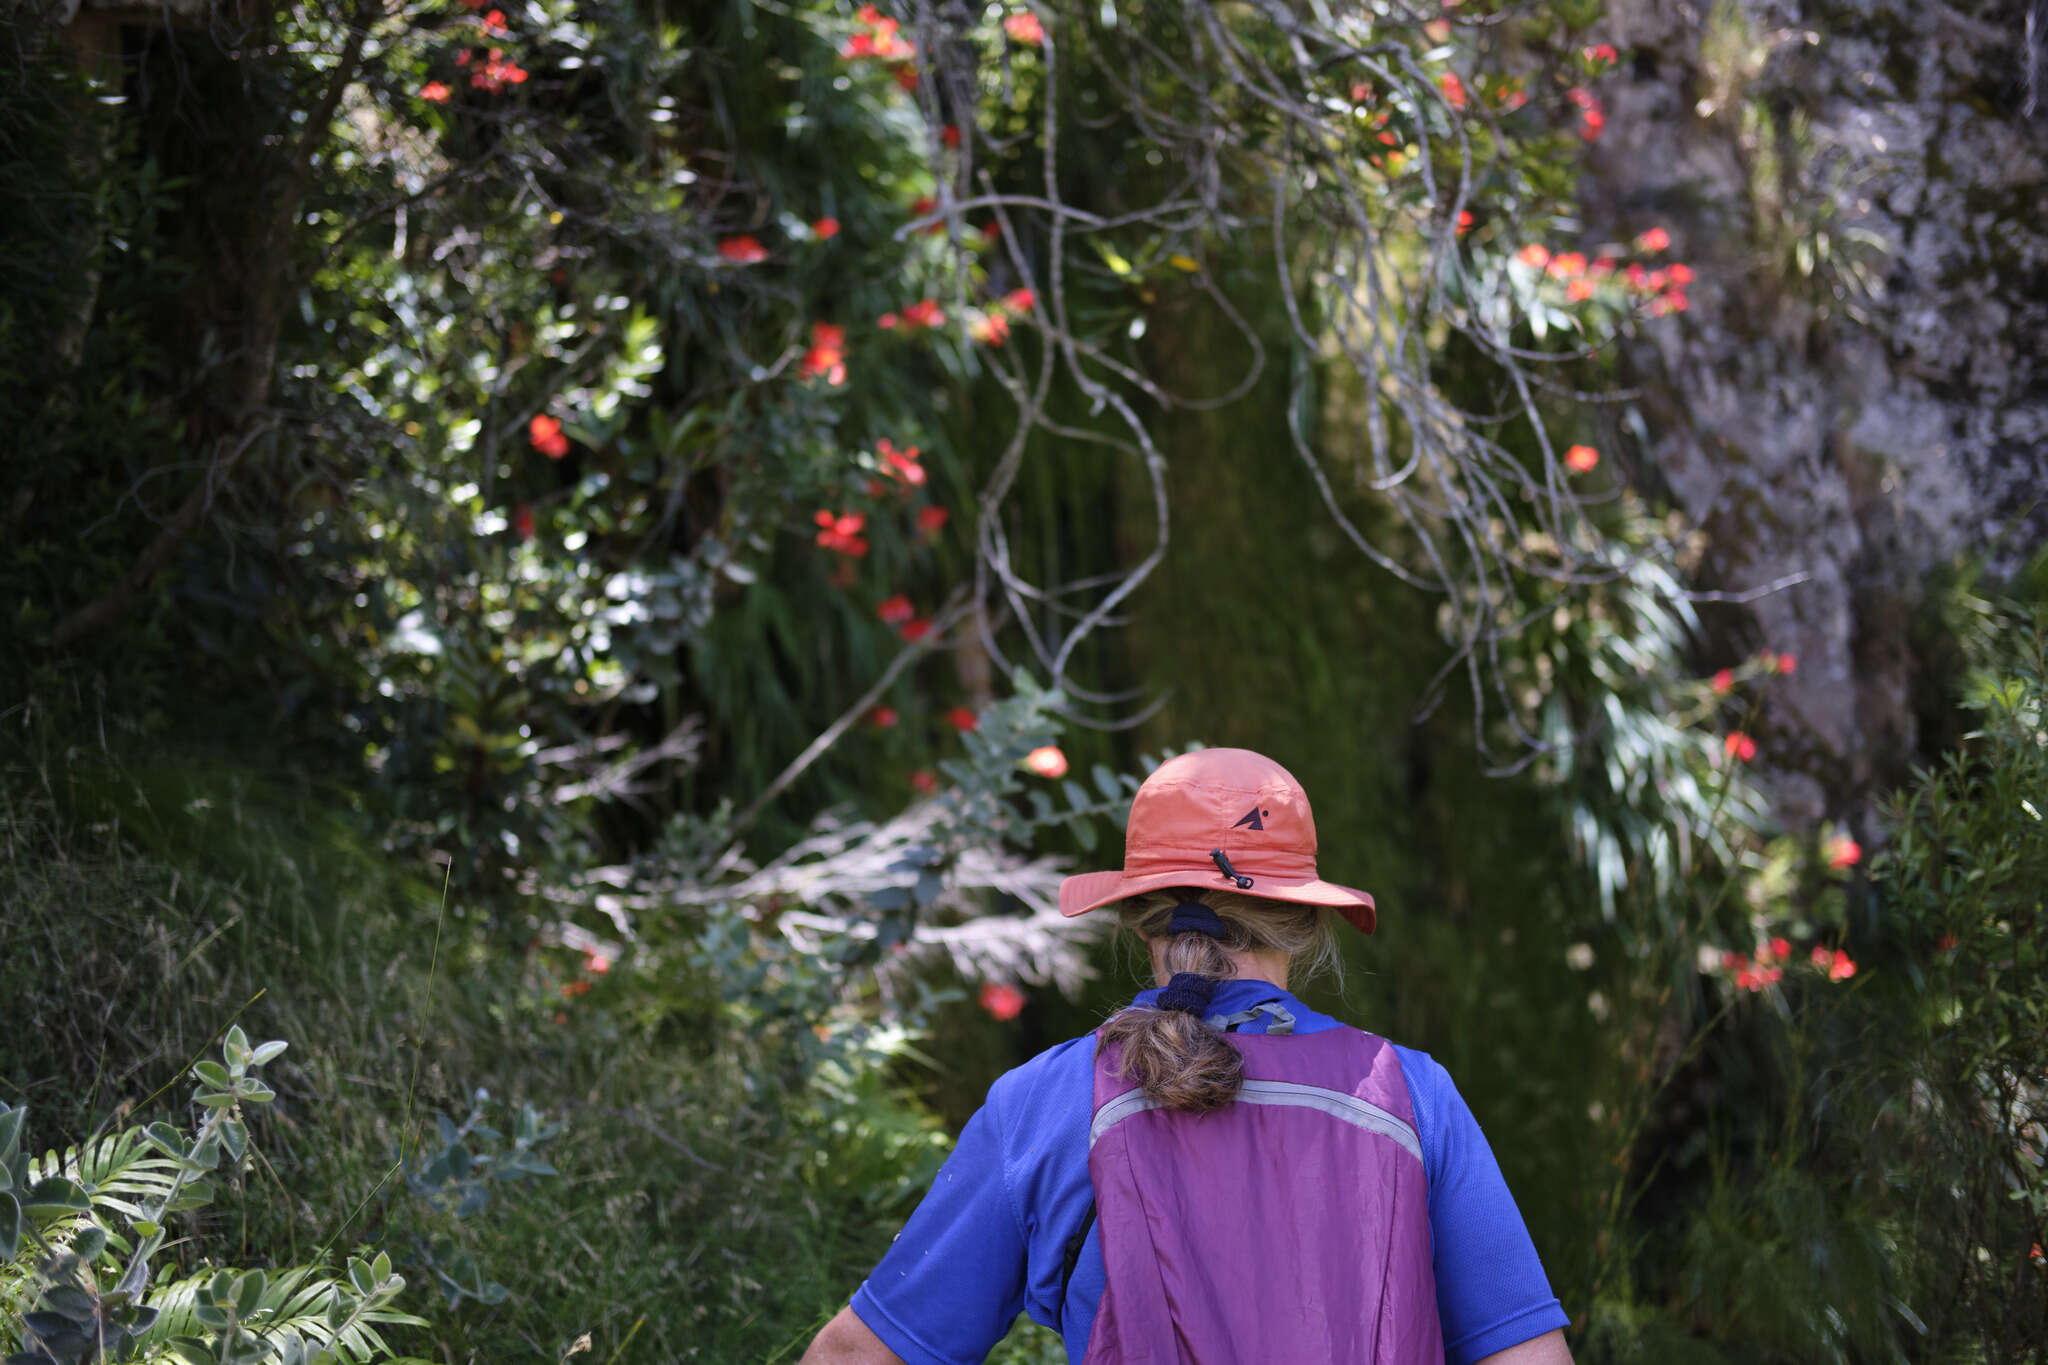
[1584, 0, 2048, 820]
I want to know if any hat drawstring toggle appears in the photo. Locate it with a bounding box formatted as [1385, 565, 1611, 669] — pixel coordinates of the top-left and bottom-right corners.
[1209, 848, 1253, 889]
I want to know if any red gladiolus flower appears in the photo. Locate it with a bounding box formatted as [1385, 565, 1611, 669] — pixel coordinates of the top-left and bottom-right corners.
[917, 505, 950, 535]
[979, 981, 1027, 1020]
[480, 8, 508, 35]
[1776, 652, 1797, 674]
[968, 312, 1011, 345]
[902, 298, 945, 329]
[877, 438, 925, 485]
[878, 312, 900, 330]
[1584, 42, 1618, 67]
[1723, 731, 1758, 762]
[877, 593, 916, 625]
[1660, 290, 1691, 313]
[870, 705, 900, 728]
[1003, 12, 1044, 45]
[1456, 210, 1474, 236]
[1711, 668, 1733, 694]
[1438, 71, 1468, 110]
[802, 321, 847, 385]
[419, 80, 453, 103]
[812, 216, 841, 239]
[1936, 933, 1958, 951]
[529, 413, 570, 459]
[585, 952, 612, 974]
[1549, 251, 1588, 278]
[512, 502, 535, 541]
[1826, 836, 1861, 869]
[719, 235, 768, 264]
[1828, 951, 1857, 981]
[1564, 444, 1600, 473]
[1024, 746, 1069, 779]
[1001, 287, 1037, 313]
[945, 705, 978, 732]
[1767, 936, 1790, 962]
[899, 618, 932, 642]
[1636, 226, 1671, 253]
[841, 32, 876, 58]
[467, 48, 528, 91]
[1567, 279, 1594, 301]
[814, 509, 869, 557]
[910, 769, 938, 794]
[456, 48, 472, 65]
[1517, 243, 1551, 269]
[1667, 262, 1695, 286]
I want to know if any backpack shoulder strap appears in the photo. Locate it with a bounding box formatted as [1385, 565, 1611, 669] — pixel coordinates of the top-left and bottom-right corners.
[1057, 1197, 1097, 1330]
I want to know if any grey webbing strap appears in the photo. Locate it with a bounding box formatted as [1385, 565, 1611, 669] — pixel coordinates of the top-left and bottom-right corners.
[1202, 1000, 1296, 1035]
[1090, 1078, 1422, 1163]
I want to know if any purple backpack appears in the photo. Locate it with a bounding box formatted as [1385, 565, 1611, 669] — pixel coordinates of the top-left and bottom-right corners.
[1082, 1027, 1442, 1364]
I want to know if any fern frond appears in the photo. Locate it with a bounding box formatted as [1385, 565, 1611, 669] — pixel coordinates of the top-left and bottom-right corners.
[32, 1128, 181, 1218]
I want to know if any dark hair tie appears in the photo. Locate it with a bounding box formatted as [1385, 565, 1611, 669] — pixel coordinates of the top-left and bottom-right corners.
[1156, 972, 1220, 1016]
[1167, 899, 1228, 939]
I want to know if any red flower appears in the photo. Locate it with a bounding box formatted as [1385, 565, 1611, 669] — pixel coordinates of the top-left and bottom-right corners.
[529, 413, 570, 459]
[1723, 731, 1758, 762]
[1583, 42, 1618, 67]
[812, 216, 841, 239]
[480, 8, 508, 35]
[1517, 243, 1551, 269]
[1456, 210, 1474, 236]
[910, 768, 938, 794]
[1667, 262, 1695, 286]
[841, 31, 876, 58]
[1024, 746, 1069, 779]
[968, 312, 1011, 345]
[945, 705, 978, 732]
[467, 48, 527, 92]
[1827, 951, 1857, 981]
[584, 952, 612, 974]
[1548, 252, 1588, 278]
[1826, 836, 1861, 869]
[1000, 287, 1037, 313]
[512, 502, 535, 541]
[1566, 279, 1595, 301]
[1775, 652, 1797, 674]
[1438, 71, 1468, 110]
[942, 124, 961, 148]
[877, 312, 900, 330]
[877, 593, 916, 625]
[1766, 936, 1790, 963]
[899, 618, 932, 642]
[1936, 933, 1958, 952]
[1002, 11, 1044, 45]
[719, 235, 769, 264]
[870, 705, 900, 728]
[802, 321, 847, 385]
[1636, 226, 1671, 253]
[1711, 668, 1733, 694]
[979, 981, 1027, 1020]
[1566, 88, 1606, 141]
[419, 80, 453, 103]
[917, 505, 950, 535]
[894, 62, 920, 92]
[877, 438, 925, 485]
[561, 979, 591, 998]
[1564, 444, 1600, 473]
[901, 298, 946, 329]
[814, 508, 869, 557]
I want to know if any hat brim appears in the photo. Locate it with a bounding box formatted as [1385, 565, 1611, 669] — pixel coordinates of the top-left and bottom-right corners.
[1058, 868, 1376, 934]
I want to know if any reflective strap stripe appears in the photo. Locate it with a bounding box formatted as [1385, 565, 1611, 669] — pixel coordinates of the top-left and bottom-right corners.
[1089, 1078, 1422, 1164]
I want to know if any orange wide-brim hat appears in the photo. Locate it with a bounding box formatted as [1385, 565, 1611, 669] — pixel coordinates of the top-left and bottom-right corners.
[1057, 747, 1376, 933]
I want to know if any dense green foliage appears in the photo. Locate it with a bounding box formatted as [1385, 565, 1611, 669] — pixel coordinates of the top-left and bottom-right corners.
[4, 1, 2045, 1362]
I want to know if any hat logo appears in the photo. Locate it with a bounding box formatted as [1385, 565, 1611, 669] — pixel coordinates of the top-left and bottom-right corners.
[1231, 806, 1269, 831]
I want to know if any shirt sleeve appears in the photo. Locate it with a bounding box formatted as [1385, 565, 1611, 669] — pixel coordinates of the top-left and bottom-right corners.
[849, 1086, 1029, 1365]
[1404, 1050, 1571, 1364]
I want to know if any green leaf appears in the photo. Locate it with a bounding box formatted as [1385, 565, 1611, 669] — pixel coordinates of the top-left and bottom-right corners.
[220, 1121, 248, 1163]
[234, 1269, 266, 1317]
[223, 1026, 250, 1064]
[0, 1191, 20, 1258]
[22, 1176, 91, 1217]
[72, 1223, 109, 1263]
[248, 1041, 288, 1067]
[193, 1061, 232, 1090]
[0, 1106, 23, 1162]
[143, 1123, 186, 1159]
[234, 1079, 276, 1105]
[195, 1091, 236, 1109]
[1091, 764, 1122, 801]
[1062, 780, 1092, 815]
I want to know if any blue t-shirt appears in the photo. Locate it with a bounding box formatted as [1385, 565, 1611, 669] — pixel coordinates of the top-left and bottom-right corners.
[852, 979, 1568, 1364]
